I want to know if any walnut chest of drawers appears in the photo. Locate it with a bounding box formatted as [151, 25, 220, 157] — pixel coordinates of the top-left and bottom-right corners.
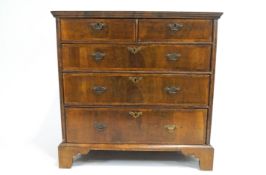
[51, 11, 222, 170]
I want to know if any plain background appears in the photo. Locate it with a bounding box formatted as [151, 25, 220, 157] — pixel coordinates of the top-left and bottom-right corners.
[1, 0, 266, 174]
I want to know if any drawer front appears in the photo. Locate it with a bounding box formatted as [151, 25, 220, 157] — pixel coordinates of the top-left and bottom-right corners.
[66, 108, 207, 144]
[139, 19, 212, 42]
[63, 74, 209, 105]
[62, 44, 211, 71]
[60, 19, 136, 42]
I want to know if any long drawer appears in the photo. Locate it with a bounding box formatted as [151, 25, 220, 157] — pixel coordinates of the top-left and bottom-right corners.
[65, 108, 207, 144]
[63, 73, 210, 106]
[61, 44, 211, 71]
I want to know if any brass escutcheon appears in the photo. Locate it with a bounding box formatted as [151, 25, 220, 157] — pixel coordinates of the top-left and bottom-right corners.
[90, 22, 105, 30]
[168, 23, 183, 32]
[92, 86, 107, 94]
[164, 86, 181, 94]
[129, 111, 143, 119]
[94, 123, 106, 132]
[166, 52, 181, 61]
[91, 51, 105, 61]
[129, 77, 143, 84]
[128, 46, 142, 54]
[164, 124, 176, 133]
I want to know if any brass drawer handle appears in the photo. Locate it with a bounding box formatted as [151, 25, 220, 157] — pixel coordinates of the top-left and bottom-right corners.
[129, 111, 142, 119]
[91, 22, 105, 31]
[128, 46, 142, 54]
[165, 86, 181, 94]
[166, 52, 181, 61]
[164, 124, 176, 133]
[168, 23, 183, 32]
[92, 51, 105, 61]
[129, 77, 143, 83]
[92, 86, 107, 94]
[94, 123, 106, 132]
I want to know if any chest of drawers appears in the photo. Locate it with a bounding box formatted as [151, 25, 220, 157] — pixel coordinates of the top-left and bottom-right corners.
[52, 11, 222, 170]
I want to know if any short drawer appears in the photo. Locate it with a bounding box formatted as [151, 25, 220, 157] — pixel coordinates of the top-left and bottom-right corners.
[63, 73, 209, 106]
[62, 44, 211, 71]
[66, 108, 207, 144]
[60, 19, 136, 42]
[139, 19, 212, 42]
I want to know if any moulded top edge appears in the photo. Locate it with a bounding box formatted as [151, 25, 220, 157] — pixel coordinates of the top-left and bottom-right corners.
[51, 11, 223, 19]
